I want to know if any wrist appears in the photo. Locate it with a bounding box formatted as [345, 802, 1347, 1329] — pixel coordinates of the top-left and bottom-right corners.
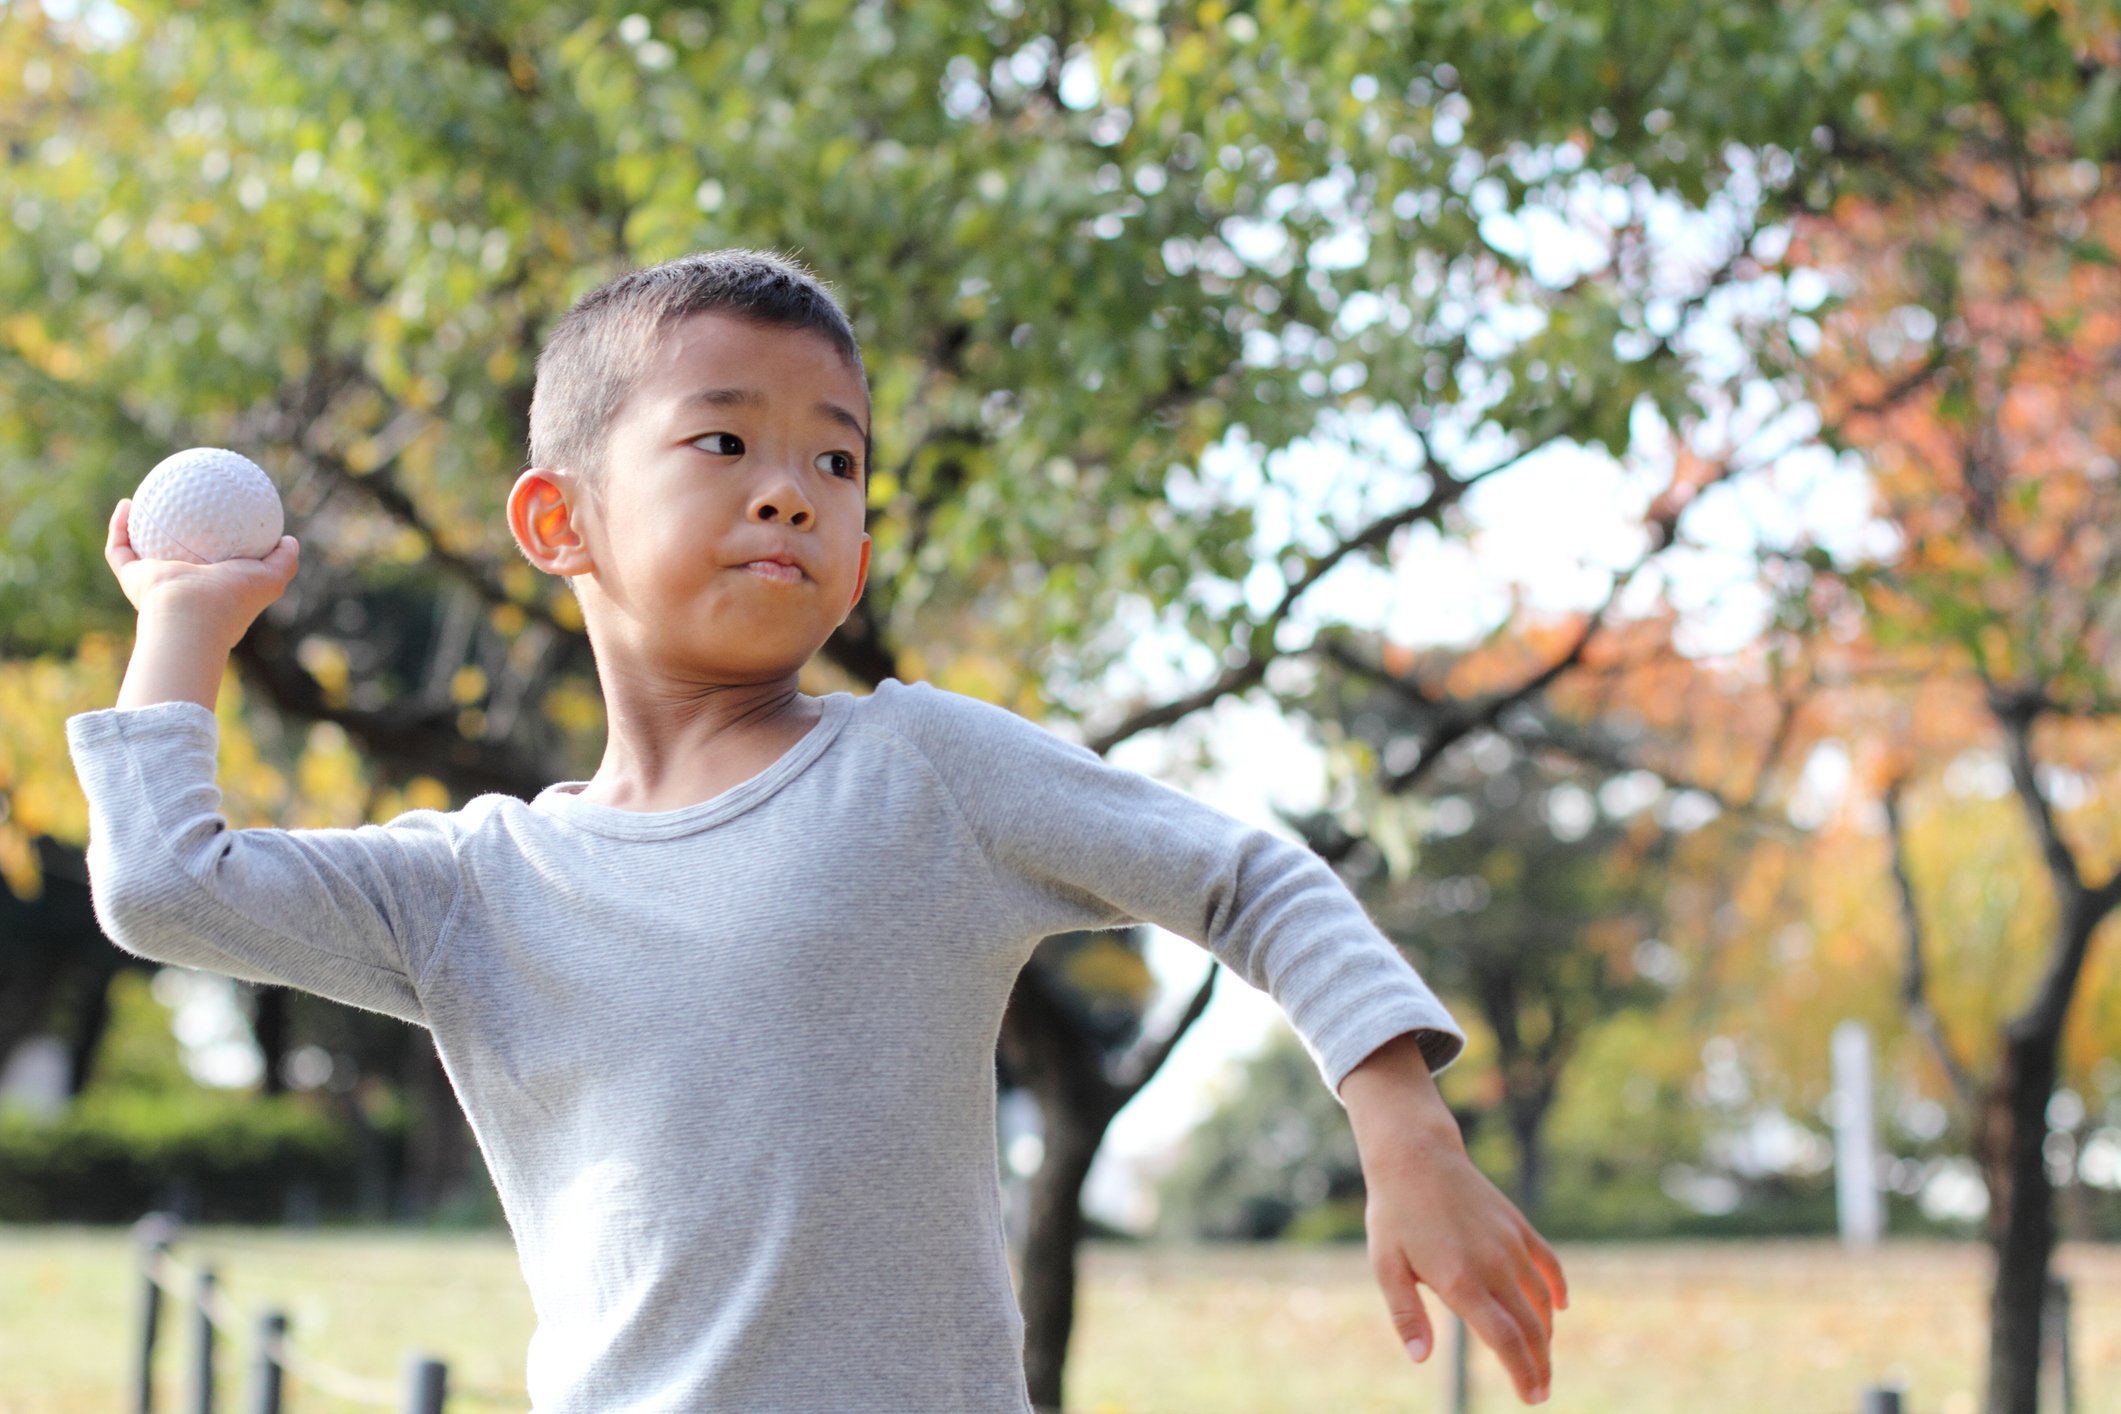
[119, 607, 238, 711]
[1341, 1032, 1466, 1158]
[135, 595, 246, 654]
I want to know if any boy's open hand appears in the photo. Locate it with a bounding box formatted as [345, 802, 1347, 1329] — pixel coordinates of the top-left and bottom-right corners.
[1340, 1033, 1568, 1405]
[105, 498, 299, 649]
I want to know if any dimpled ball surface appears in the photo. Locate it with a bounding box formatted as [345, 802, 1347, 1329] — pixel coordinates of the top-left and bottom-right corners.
[129, 447, 284, 563]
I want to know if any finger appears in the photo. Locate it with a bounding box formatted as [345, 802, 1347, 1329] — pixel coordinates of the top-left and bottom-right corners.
[1469, 1278, 1551, 1403]
[262, 534, 299, 576]
[1524, 1226, 1569, 1313]
[1514, 1237, 1555, 1341]
[1371, 1248, 1434, 1363]
[106, 500, 138, 569]
[1461, 1295, 1544, 1404]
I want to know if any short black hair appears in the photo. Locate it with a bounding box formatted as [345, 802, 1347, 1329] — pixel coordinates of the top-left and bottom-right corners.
[526, 247, 870, 511]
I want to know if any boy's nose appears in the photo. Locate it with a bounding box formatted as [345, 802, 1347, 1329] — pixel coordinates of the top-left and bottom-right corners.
[748, 469, 814, 527]
[752, 500, 809, 527]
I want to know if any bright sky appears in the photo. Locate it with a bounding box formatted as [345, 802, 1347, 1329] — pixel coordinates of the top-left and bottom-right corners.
[1074, 408, 1886, 1230]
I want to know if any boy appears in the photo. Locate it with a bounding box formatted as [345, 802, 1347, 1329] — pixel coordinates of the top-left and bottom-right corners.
[67, 248, 1565, 1411]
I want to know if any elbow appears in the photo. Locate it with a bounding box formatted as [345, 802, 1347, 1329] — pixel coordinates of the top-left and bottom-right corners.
[86, 863, 204, 969]
[84, 811, 235, 967]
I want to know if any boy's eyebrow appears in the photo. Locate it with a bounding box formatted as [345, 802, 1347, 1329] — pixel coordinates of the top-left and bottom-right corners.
[672, 387, 869, 442]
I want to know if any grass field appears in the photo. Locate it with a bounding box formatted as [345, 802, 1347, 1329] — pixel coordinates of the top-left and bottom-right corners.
[1, 1227, 2116, 1413]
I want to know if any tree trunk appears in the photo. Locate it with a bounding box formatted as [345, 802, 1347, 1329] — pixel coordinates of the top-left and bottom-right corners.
[1018, 1115, 1102, 1413]
[997, 946, 1214, 1413]
[1979, 1029, 2058, 1414]
[397, 1027, 474, 1218]
[251, 984, 290, 1096]
[62, 969, 113, 1098]
[1504, 1092, 1550, 1220]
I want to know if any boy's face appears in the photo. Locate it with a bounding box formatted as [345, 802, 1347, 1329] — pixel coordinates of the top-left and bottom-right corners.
[511, 311, 873, 685]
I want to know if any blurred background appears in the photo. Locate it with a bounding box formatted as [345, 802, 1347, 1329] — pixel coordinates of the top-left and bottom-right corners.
[2, 0, 2118, 1410]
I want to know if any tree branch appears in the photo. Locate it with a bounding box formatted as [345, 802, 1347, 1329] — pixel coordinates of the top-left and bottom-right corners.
[1989, 687, 2083, 898]
[1881, 777, 1983, 1111]
[1112, 963, 1217, 1099]
[234, 610, 553, 801]
[1332, 425, 1759, 795]
[1084, 411, 1583, 756]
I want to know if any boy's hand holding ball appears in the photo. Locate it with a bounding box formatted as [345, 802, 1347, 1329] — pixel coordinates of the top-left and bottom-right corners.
[107, 447, 299, 652]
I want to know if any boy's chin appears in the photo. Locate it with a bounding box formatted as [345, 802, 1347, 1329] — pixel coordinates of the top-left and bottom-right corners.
[674, 642, 828, 684]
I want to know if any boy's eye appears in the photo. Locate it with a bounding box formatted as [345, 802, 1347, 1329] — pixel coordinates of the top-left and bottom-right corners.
[691, 434, 857, 480]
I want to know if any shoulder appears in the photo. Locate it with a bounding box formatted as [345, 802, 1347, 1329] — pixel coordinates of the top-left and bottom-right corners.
[849, 678, 1084, 760]
[374, 790, 517, 846]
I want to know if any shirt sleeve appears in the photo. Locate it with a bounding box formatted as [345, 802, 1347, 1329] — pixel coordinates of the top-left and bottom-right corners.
[64, 700, 464, 1028]
[877, 681, 1467, 1099]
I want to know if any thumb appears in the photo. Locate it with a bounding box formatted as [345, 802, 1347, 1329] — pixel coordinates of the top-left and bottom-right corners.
[1374, 1250, 1434, 1362]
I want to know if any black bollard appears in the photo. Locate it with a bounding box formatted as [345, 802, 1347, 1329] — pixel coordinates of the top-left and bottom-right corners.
[1449, 1312, 1470, 1414]
[2045, 1274, 2075, 1414]
[402, 1354, 447, 1414]
[1859, 1387, 1903, 1414]
[191, 1267, 217, 1414]
[135, 1239, 164, 1414]
[248, 1311, 286, 1414]
[134, 1213, 181, 1414]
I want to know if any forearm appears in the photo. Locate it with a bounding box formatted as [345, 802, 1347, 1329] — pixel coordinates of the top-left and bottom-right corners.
[116, 608, 236, 711]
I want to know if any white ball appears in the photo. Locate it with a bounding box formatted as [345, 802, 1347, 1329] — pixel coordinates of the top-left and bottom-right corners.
[129, 447, 285, 564]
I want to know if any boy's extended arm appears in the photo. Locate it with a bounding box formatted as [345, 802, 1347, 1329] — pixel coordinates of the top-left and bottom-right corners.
[65, 499, 461, 1025]
[897, 680, 1467, 1095]
[883, 681, 1565, 1404]
[1340, 1031, 1568, 1406]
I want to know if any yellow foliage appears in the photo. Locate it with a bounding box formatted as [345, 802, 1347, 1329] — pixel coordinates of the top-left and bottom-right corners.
[213, 678, 290, 825]
[450, 665, 488, 704]
[936, 655, 1010, 704]
[388, 526, 428, 563]
[1061, 935, 1155, 1005]
[541, 679, 604, 735]
[291, 722, 368, 828]
[401, 776, 452, 813]
[345, 436, 384, 473]
[294, 636, 352, 709]
[0, 821, 40, 900]
[0, 646, 124, 871]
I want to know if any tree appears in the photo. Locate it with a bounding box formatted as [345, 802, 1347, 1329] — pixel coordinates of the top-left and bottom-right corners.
[1792, 142, 2121, 1414]
[1, 1, 1805, 1405]
[1378, 7, 2121, 1404]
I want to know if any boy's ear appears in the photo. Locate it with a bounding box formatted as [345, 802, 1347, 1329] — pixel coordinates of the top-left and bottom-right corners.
[508, 467, 592, 580]
[847, 533, 871, 616]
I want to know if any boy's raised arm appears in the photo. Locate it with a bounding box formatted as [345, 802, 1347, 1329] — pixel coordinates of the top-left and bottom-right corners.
[64, 500, 462, 1026]
[103, 498, 300, 712]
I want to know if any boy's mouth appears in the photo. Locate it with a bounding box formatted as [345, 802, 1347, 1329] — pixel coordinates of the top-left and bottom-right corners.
[740, 559, 806, 584]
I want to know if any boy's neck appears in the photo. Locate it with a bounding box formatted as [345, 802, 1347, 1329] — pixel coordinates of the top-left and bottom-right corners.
[576, 671, 823, 814]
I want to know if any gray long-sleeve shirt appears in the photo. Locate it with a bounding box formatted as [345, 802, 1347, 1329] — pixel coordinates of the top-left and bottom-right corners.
[65, 678, 1465, 1413]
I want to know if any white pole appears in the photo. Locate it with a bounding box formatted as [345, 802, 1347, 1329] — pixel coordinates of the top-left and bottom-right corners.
[1832, 1020, 1883, 1247]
